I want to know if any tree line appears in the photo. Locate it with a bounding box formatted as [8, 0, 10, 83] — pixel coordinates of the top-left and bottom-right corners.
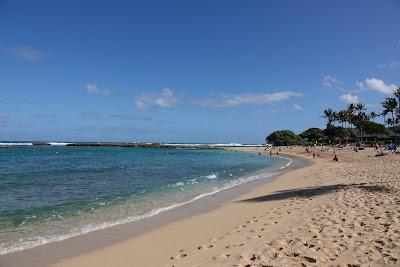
[266, 88, 400, 146]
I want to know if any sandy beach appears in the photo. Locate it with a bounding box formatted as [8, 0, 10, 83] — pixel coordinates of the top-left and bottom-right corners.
[2, 146, 399, 266]
[2, 2, 398, 266]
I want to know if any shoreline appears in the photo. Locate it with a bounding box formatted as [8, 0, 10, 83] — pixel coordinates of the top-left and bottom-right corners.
[0, 150, 310, 267]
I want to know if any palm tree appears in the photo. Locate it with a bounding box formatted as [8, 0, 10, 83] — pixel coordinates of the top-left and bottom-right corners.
[355, 103, 366, 113]
[337, 110, 347, 128]
[393, 87, 400, 109]
[322, 108, 336, 127]
[382, 110, 388, 126]
[346, 103, 356, 143]
[370, 111, 378, 122]
[386, 118, 394, 127]
[382, 98, 398, 144]
[354, 103, 367, 143]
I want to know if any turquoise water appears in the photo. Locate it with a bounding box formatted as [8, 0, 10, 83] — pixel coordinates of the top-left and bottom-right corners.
[0, 146, 289, 254]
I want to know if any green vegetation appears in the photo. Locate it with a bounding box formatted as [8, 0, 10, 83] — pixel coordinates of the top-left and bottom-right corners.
[323, 126, 350, 144]
[266, 87, 400, 146]
[300, 128, 327, 143]
[318, 89, 400, 145]
[364, 121, 389, 141]
[266, 130, 302, 146]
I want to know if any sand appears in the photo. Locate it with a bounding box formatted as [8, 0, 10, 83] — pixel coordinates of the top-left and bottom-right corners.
[2, 146, 400, 266]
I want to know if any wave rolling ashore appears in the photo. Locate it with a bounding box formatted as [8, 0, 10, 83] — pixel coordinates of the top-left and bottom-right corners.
[1, 146, 399, 266]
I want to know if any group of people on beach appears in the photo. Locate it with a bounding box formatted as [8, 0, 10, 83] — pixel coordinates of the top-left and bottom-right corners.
[371, 142, 399, 157]
[263, 147, 280, 156]
[305, 146, 321, 159]
[269, 148, 280, 156]
[260, 141, 400, 162]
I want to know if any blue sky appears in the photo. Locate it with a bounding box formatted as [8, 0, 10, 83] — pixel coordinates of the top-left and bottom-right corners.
[0, 0, 399, 143]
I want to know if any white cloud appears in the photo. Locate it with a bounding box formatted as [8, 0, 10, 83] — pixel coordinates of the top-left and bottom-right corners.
[322, 75, 342, 87]
[82, 112, 109, 119]
[355, 81, 364, 88]
[85, 84, 111, 96]
[0, 112, 8, 120]
[196, 91, 302, 108]
[365, 78, 397, 94]
[377, 61, 398, 69]
[293, 104, 303, 110]
[135, 88, 181, 109]
[2, 46, 42, 61]
[82, 112, 152, 121]
[339, 94, 359, 104]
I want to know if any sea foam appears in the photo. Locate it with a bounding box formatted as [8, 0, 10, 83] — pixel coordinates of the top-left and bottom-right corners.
[205, 173, 218, 179]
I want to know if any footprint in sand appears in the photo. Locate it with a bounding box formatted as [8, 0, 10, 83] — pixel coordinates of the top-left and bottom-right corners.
[302, 255, 317, 263]
[225, 243, 244, 249]
[212, 253, 231, 260]
[239, 252, 257, 263]
[197, 244, 213, 250]
[209, 236, 224, 243]
[247, 234, 262, 240]
[170, 250, 187, 260]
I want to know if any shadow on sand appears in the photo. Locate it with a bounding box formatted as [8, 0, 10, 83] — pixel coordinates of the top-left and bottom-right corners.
[238, 183, 391, 203]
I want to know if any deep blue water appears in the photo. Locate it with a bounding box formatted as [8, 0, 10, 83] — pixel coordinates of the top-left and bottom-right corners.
[0, 146, 288, 254]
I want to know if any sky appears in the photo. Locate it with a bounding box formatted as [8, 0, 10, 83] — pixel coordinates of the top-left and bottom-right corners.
[0, 0, 399, 143]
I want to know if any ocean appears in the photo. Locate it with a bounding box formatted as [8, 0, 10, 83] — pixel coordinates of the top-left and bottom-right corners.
[0, 145, 290, 255]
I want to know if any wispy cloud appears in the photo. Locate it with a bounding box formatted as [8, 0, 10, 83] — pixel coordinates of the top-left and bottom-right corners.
[322, 75, 342, 87]
[363, 78, 397, 94]
[355, 81, 364, 89]
[85, 84, 112, 96]
[339, 93, 359, 104]
[35, 114, 56, 125]
[23, 99, 41, 104]
[135, 88, 181, 109]
[82, 112, 109, 119]
[1, 46, 42, 61]
[196, 91, 302, 108]
[377, 61, 398, 69]
[69, 125, 157, 135]
[82, 112, 152, 121]
[0, 113, 32, 128]
[293, 104, 303, 110]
